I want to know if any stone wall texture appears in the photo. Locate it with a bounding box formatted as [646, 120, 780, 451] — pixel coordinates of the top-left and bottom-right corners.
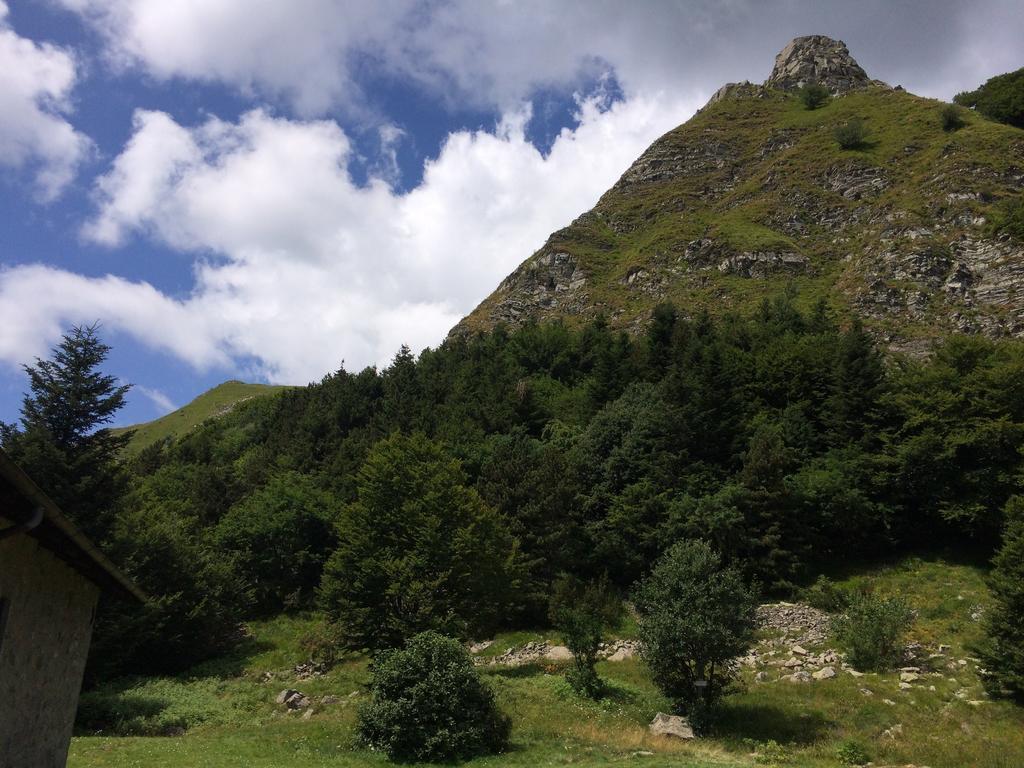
[0, 525, 99, 768]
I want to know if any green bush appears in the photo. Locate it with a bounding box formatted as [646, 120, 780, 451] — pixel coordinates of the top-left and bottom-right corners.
[633, 539, 757, 729]
[954, 67, 1024, 129]
[802, 575, 850, 612]
[987, 196, 1024, 243]
[319, 433, 521, 652]
[836, 739, 871, 765]
[940, 104, 966, 132]
[832, 592, 913, 671]
[548, 574, 623, 698]
[358, 632, 511, 762]
[834, 118, 868, 149]
[298, 619, 347, 670]
[798, 82, 830, 110]
[977, 496, 1024, 702]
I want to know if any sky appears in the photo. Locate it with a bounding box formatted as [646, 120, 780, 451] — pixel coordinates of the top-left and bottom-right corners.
[1, 1, 1022, 427]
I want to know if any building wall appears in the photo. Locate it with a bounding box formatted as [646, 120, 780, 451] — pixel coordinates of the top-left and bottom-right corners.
[0, 530, 100, 768]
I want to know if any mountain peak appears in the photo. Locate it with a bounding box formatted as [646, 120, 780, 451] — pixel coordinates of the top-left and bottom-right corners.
[765, 35, 872, 93]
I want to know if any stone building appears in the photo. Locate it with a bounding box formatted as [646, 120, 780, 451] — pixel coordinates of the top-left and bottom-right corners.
[0, 448, 144, 768]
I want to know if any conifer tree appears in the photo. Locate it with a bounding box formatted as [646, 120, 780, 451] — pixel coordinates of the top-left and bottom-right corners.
[2, 323, 130, 540]
[978, 496, 1024, 701]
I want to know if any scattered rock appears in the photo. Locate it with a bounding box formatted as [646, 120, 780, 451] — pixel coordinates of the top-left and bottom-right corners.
[860, 688, 874, 696]
[469, 640, 494, 654]
[791, 645, 809, 656]
[883, 699, 897, 706]
[276, 689, 310, 710]
[813, 666, 836, 680]
[784, 671, 812, 683]
[882, 723, 904, 740]
[649, 712, 695, 740]
[320, 695, 340, 706]
[301, 708, 315, 720]
[900, 671, 921, 682]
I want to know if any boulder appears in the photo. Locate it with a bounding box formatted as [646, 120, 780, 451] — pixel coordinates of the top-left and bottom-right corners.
[275, 689, 311, 709]
[543, 645, 573, 662]
[813, 666, 836, 680]
[649, 712, 695, 740]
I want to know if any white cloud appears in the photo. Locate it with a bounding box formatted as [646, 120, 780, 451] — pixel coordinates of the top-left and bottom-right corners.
[0, 91, 696, 383]
[135, 385, 175, 414]
[57, 0, 1024, 116]
[0, 0, 90, 199]
[0, 263, 228, 370]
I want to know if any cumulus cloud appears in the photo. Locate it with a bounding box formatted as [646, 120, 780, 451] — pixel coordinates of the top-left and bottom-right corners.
[58, 0, 1024, 115]
[2, 91, 696, 382]
[0, 0, 90, 199]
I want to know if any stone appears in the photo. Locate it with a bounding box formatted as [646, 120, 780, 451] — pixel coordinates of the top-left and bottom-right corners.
[301, 707, 315, 720]
[899, 682, 913, 690]
[764, 35, 882, 94]
[938, 644, 952, 653]
[649, 712, 695, 740]
[860, 688, 873, 696]
[847, 669, 864, 677]
[320, 695, 340, 706]
[785, 671, 812, 683]
[784, 657, 803, 668]
[791, 645, 808, 656]
[900, 671, 921, 682]
[543, 645, 573, 662]
[812, 666, 836, 680]
[755, 671, 770, 683]
[883, 699, 897, 706]
[882, 723, 904, 740]
[276, 689, 311, 710]
[469, 640, 494, 654]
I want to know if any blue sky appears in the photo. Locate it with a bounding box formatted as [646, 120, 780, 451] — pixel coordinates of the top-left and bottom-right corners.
[1, 1, 1022, 428]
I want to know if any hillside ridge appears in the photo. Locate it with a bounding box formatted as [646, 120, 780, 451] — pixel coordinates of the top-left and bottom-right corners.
[452, 36, 1024, 355]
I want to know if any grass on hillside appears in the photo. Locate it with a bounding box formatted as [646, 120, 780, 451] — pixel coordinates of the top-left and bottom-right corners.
[69, 558, 1024, 767]
[112, 381, 291, 456]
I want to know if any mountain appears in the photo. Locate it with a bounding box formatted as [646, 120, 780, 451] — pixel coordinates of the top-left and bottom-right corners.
[454, 36, 1024, 355]
[113, 380, 291, 455]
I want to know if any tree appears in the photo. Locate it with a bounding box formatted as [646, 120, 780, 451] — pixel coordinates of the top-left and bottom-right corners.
[548, 575, 623, 698]
[977, 496, 1024, 701]
[954, 67, 1024, 129]
[319, 433, 521, 651]
[2, 324, 130, 541]
[633, 540, 757, 729]
[358, 631, 510, 762]
[214, 471, 339, 613]
[799, 82, 830, 110]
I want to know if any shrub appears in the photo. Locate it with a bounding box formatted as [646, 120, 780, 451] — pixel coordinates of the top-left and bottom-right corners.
[940, 104, 966, 132]
[832, 592, 913, 671]
[954, 67, 1024, 129]
[987, 196, 1024, 243]
[977, 496, 1024, 702]
[836, 739, 871, 765]
[834, 118, 868, 149]
[319, 433, 521, 652]
[633, 539, 757, 729]
[802, 575, 850, 613]
[548, 574, 623, 698]
[298, 619, 347, 670]
[358, 632, 511, 762]
[799, 82, 830, 110]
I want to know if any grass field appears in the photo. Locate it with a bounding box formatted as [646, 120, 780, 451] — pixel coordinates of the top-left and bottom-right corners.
[69, 558, 1024, 767]
[112, 380, 290, 455]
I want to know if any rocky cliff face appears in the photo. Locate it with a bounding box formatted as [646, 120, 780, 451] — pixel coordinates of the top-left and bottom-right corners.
[453, 36, 1024, 354]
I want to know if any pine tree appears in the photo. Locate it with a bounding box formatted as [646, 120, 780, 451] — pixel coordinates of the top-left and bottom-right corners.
[978, 496, 1024, 701]
[2, 324, 130, 540]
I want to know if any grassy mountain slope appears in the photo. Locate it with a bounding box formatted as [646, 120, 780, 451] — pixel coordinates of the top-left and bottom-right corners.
[113, 381, 291, 455]
[456, 86, 1024, 354]
[69, 559, 1024, 767]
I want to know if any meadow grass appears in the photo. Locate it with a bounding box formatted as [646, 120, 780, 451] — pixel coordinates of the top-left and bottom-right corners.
[70, 558, 1024, 767]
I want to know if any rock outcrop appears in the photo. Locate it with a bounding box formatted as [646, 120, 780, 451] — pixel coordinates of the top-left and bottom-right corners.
[765, 35, 878, 93]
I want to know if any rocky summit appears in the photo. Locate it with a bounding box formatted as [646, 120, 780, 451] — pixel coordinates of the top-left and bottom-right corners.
[453, 36, 1024, 355]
